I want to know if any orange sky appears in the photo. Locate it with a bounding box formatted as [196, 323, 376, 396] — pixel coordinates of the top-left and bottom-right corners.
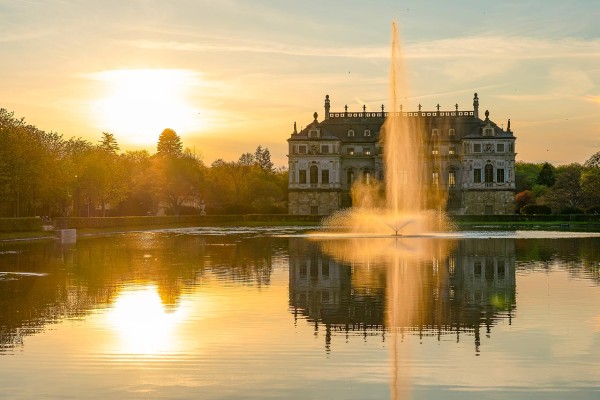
[1, 1, 599, 167]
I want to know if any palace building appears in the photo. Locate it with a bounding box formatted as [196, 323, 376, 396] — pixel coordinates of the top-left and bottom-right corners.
[287, 93, 516, 215]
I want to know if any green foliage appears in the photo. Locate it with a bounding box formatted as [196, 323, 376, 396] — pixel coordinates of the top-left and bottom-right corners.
[584, 150, 600, 168]
[580, 168, 600, 207]
[156, 128, 183, 157]
[560, 206, 584, 215]
[99, 132, 119, 154]
[0, 108, 287, 219]
[536, 162, 556, 186]
[515, 161, 543, 192]
[586, 205, 600, 214]
[0, 217, 43, 232]
[544, 163, 584, 212]
[521, 204, 552, 215]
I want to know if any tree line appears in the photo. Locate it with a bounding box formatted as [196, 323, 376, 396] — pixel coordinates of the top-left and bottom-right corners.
[514, 152, 600, 214]
[0, 108, 288, 217]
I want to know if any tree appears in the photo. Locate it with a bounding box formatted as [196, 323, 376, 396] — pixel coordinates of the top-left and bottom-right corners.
[99, 132, 120, 154]
[584, 150, 600, 168]
[152, 148, 205, 215]
[157, 128, 183, 157]
[535, 162, 556, 186]
[117, 150, 154, 215]
[544, 163, 584, 212]
[238, 153, 254, 166]
[254, 145, 274, 174]
[515, 190, 534, 213]
[581, 168, 600, 208]
[515, 162, 543, 192]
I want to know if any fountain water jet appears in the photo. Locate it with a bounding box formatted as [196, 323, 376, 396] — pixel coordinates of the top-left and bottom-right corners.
[322, 22, 451, 236]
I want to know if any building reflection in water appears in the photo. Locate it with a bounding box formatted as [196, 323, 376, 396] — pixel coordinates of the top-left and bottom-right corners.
[288, 237, 516, 354]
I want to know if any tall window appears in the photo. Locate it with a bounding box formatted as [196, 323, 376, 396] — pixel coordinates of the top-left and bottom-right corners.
[496, 168, 505, 183]
[347, 170, 355, 186]
[474, 169, 482, 183]
[449, 146, 456, 155]
[484, 164, 494, 183]
[310, 165, 318, 184]
[364, 147, 371, 156]
[496, 143, 504, 153]
[322, 169, 330, 184]
[473, 143, 482, 152]
[432, 147, 439, 155]
[347, 147, 355, 155]
[432, 171, 439, 186]
[299, 169, 307, 184]
[299, 145, 307, 154]
[448, 171, 456, 188]
[363, 171, 371, 184]
[321, 144, 329, 154]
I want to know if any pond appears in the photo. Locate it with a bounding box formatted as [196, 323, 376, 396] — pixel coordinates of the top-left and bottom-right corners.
[0, 227, 599, 399]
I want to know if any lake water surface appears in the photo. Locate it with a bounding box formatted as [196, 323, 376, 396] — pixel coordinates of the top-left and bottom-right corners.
[0, 227, 599, 399]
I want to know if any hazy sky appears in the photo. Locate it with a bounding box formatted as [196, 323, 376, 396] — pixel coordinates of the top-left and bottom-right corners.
[1, 0, 599, 166]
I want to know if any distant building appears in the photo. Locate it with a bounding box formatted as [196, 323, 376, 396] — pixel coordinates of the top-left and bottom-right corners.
[287, 93, 516, 215]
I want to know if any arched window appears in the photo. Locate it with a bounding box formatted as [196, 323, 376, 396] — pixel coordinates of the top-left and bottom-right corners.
[310, 164, 318, 184]
[347, 169, 355, 186]
[484, 163, 494, 183]
[363, 170, 371, 184]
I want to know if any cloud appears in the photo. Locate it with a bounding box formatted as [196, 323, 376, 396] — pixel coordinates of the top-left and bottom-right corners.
[128, 35, 600, 62]
[128, 38, 389, 59]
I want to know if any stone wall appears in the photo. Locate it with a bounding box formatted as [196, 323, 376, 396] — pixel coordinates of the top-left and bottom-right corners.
[288, 191, 343, 215]
[463, 190, 515, 215]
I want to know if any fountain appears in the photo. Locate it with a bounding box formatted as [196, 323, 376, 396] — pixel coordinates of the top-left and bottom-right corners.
[322, 22, 451, 236]
[316, 22, 454, 400]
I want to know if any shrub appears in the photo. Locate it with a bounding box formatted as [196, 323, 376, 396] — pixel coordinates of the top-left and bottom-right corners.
[521, 204, 552, 215]
[0, 217, 44, 232]
[586, 205, 600, 214]
[560, 207, 584, 215]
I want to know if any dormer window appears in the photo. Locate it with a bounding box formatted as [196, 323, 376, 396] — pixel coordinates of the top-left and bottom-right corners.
[364, 129, 371, 137]
[432, 128, 439, 136]
[309, 130, 319, 138]
[348, 129, 355, 137]
[449, 128, 455, 136]
[483, 127, 495, 136]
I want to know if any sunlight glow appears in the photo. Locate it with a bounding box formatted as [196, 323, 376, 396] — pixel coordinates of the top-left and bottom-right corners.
[106, 285, 188, 354]
[91, 69, 206, 144]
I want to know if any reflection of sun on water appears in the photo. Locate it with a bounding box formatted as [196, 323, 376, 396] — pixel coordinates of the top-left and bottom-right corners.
[90, 69, 206, 144]
[106, 285, 188, 354]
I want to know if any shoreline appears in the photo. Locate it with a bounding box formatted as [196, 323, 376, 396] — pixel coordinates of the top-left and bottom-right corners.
[2, 219, 600, 243]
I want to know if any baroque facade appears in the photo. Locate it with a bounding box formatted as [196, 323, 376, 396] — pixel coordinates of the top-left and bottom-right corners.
[287, 93, 516, 215]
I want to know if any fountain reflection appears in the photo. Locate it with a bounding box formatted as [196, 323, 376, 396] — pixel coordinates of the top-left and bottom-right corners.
[289, 236, 516, 353]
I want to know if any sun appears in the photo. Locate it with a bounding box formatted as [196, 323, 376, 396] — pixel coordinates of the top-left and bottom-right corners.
[105, 285, 188, 354]
[91, 69, 205, 145]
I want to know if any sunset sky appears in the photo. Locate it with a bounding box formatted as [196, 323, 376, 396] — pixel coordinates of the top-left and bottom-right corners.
[1, 0, 598, 167]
